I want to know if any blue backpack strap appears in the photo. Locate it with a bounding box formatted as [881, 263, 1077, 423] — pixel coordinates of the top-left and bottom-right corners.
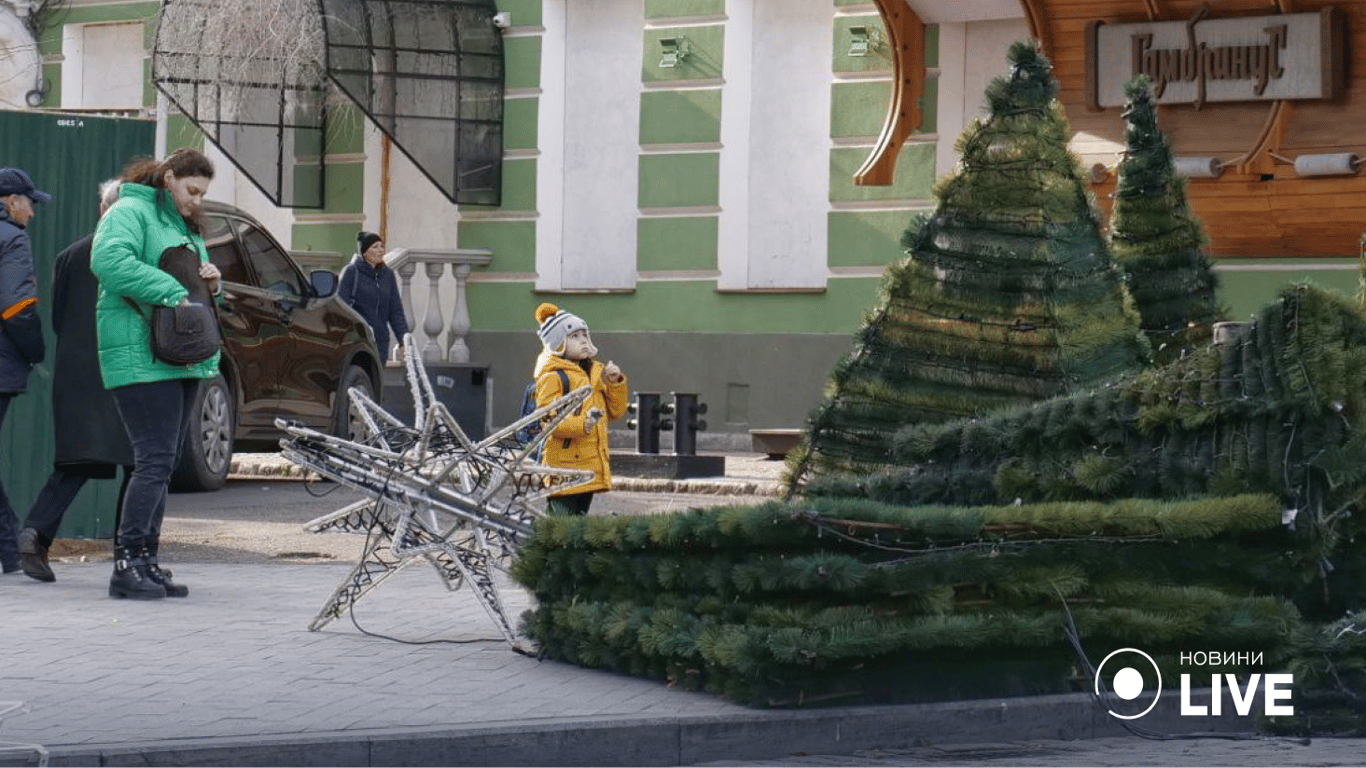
[554, 369, 574, 450]
[339, 258, 359, 304]
[518, 369, 572, 447]
[536, 369, 572, 410]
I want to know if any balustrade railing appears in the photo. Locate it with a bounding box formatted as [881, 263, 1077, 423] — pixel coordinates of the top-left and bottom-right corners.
[382, 248, 493, 365]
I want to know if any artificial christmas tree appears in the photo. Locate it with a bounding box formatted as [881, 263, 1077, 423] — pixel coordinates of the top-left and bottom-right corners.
[1109, 76, 1222, 365]
[513, 493, 1298, 707]
[786, 40, 1148, 488]
[805, 283, 1366, 620]
[1264, 610, 1366, 736]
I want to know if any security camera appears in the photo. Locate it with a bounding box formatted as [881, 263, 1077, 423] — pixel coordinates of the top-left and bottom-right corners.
[492, 12, 511, 29]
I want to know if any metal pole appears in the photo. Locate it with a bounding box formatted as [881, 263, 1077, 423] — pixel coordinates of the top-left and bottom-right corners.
[632, 392, 660, 454]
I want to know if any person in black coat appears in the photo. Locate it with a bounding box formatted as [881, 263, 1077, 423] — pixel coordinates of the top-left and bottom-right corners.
[338, 231, 409, 359]
[17, 179, 135, 583]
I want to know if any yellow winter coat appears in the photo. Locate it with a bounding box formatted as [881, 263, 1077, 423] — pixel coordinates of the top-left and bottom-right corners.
[535, 354, 629, 496]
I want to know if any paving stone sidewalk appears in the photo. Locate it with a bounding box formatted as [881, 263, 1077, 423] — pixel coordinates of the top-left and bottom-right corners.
[0, 556, 1271, 768]
[2, 562, 757, 765]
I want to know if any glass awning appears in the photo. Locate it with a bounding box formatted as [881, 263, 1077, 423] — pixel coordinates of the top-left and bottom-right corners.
[153, 0, 504, 208]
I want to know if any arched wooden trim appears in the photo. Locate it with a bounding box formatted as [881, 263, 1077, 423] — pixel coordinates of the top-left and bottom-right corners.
[1234, 101, 1292, 174]
[1020, 0, 1051, 53]
[853, 0, 926, 186]
[1143, 0, 1162, 20]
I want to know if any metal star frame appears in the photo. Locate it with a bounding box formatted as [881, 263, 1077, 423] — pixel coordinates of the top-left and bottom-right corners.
[281, 336, 594, 652]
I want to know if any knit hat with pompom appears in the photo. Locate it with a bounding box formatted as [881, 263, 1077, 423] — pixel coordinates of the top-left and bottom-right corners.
[535, 302, 589, 355]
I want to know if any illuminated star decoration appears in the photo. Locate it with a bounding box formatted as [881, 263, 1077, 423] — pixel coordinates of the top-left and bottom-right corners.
[281, 335, 594, 652]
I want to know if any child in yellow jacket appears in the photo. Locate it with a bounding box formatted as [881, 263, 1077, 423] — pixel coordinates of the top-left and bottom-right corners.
[534, 303, 629, 515]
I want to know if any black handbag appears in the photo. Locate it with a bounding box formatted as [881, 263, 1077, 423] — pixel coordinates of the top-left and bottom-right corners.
[124, 244, 222, 366]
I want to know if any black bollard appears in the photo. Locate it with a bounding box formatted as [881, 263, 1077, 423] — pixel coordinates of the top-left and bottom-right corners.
[671, 392, 707, 456]
[626, 392, 672, 454]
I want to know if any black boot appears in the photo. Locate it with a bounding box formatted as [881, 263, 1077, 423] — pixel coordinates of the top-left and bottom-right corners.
[144, 542, 187, 598]
[18, 527, 54, 582]
[109, 546, 166, 600]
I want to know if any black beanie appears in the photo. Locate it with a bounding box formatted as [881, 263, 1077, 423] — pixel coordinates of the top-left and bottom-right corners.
[357, 231, 382, 254]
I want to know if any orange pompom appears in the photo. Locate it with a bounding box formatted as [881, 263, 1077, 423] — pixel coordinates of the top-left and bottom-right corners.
[535, 303, 560, 325]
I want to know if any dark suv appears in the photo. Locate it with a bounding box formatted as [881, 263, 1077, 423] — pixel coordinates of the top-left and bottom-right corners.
[170, 202, 382, 491]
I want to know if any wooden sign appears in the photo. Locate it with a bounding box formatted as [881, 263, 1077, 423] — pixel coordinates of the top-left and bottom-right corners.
[1085, 6, 1345, 110]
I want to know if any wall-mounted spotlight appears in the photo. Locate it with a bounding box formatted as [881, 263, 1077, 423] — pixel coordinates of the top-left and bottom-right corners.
[848, 25, 882, 57]
[1172, 156, 1224, 179]
[659, 37, 690, 68]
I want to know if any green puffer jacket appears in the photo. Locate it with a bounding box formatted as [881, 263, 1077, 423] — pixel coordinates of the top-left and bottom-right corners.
[91, 183, 220, 389]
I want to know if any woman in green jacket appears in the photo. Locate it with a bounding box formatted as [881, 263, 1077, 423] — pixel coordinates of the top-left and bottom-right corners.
[91, 149, 221, 600]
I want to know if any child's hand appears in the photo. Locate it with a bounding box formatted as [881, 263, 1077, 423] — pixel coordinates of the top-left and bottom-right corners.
[584, 407, 604, 434]
[603, 361, 623, 384]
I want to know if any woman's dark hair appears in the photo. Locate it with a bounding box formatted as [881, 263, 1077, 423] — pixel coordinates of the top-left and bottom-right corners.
[121, 148, 215, 188]
[119, 148, 215, 231]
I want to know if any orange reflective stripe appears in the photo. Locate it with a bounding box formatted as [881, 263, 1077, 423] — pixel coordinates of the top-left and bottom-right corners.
[1, 296, 35, 321]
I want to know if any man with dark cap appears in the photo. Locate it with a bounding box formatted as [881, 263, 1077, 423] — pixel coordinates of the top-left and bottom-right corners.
[0, 166, 51, 572]
[338, 230, 409, 359]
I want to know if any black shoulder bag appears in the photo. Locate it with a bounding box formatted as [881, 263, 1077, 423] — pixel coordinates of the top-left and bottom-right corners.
[123, 244, 222, 366]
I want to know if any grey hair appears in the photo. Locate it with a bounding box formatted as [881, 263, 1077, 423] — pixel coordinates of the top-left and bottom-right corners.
[98, 177, 121, 209]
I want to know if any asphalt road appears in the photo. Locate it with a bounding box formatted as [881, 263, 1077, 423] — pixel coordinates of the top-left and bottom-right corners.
[699, 735, 1365, 766]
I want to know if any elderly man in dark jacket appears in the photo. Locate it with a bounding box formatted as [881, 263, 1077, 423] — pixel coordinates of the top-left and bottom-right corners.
[0, 167, 51, 573]
[338, 231, 409, 359]
[17, 179, 134, 582]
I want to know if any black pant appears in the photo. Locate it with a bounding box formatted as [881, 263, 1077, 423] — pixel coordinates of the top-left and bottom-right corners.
[111, 379, 197, 549]
[23, 466, 132, 548]
[0, 394, 17, 569]
[547, 492, 594, 516]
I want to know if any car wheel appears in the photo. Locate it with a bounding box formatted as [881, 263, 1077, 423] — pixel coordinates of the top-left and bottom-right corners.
[333, 365, 375, 441]
[171, 376, 234, 492]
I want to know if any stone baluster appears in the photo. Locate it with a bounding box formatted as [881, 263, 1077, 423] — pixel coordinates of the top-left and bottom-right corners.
[383, 248, 492, 365]
[447, 263, 474, 363]
[394, 257, 417, 365]
[422, 261, 447, 362]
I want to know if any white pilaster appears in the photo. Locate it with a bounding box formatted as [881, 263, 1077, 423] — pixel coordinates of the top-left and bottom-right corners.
[747, 0, 830, 290]
[716, 2, 754, 291]
[935, 21, 968, 180]
[559, 1, 642, 290]
[534, 0, 567, 291]
[719, 0, 829, 291]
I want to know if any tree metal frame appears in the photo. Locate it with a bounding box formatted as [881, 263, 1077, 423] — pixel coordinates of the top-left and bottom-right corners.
[283, 336, 592, 651]
[152, 0, 504, 208]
